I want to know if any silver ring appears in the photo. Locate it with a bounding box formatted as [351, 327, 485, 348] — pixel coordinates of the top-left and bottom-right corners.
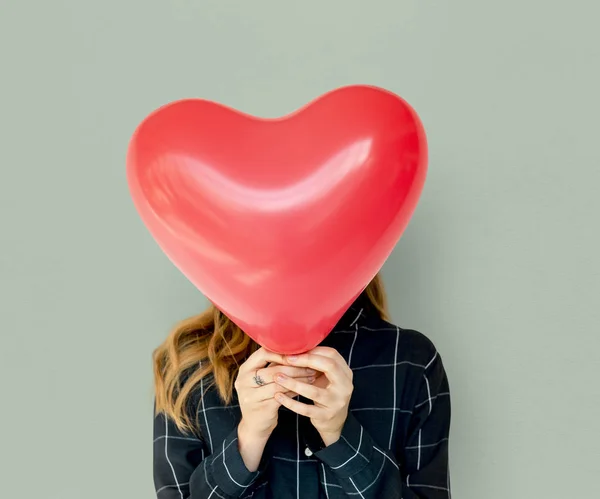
[253, 369, 266, 386]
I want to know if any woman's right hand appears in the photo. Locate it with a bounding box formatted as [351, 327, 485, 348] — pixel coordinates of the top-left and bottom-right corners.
[234, 347, 316, 471]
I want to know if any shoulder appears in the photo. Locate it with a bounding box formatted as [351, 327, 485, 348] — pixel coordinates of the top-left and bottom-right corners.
[358, 314, 439, 369]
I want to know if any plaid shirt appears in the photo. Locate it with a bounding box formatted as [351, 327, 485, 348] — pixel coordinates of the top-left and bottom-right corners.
[153, 296, 451, 498]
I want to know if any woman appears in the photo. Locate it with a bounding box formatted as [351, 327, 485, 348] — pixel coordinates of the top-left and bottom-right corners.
[153, 274, 451, 498]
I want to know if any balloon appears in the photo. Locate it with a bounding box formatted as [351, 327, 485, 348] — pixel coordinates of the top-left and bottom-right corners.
[127, 85, 427, 354]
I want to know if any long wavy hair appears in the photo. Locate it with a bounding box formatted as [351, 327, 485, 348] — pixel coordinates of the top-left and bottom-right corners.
[153, 273, 389, 434]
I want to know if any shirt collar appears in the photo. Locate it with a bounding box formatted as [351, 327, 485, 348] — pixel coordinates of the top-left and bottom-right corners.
[335, 291, 372, 331]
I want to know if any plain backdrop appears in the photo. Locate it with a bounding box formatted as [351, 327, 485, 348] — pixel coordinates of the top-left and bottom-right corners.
[1, 1, 599, 498]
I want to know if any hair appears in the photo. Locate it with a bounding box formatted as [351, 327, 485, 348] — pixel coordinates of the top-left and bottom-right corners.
[153, 273, 389, 434]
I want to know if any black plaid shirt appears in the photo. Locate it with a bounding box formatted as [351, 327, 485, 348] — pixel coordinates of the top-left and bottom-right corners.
[153, 296, 451, 498]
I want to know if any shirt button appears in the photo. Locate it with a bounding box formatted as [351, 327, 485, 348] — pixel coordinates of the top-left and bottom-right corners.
[304, 447, 313, 457]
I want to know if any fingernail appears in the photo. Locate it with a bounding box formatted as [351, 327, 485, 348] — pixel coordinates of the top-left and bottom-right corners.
[308, 376, 315, 383]
[306, 369, 316, 375]
[276, 374, 286, 383]
[287, 355, 298, 362]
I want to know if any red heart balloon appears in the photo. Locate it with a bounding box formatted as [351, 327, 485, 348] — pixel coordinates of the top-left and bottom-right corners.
[127, 85, 427, 354]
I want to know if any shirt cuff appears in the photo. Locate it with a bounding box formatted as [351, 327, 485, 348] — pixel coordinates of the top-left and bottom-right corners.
[314, 412, 374, 478]
[192, 427, 261, 497]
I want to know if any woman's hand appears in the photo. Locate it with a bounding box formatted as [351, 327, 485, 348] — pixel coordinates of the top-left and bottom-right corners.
[234, 347, 317, 470]
[273, 347, 354, 446]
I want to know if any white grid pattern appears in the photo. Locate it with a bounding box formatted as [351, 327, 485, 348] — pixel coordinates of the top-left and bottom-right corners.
[389, 326, 401, 448]
[296, 411, 300, 499]
[163, 416, 183, 499]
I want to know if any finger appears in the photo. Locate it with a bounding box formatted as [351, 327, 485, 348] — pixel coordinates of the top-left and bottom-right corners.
[243, 368, 316, 389]
[308, 346, 343, 360]
[275, 374, 327, 404]
[273, 390, 299, 400]
[308, 347, 352, 378]
[252, 381, 303, 402]
[239, 347, 286, 373]
[285, 353, 346, 385]
[274, 376, 315, 388]
[255, 366, 317, 384]
[275, 392, 320, 418]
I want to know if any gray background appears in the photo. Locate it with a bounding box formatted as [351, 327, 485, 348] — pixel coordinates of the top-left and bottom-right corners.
[1, 1, 598, 498]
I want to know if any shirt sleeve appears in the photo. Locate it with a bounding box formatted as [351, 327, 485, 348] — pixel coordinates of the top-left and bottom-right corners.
[314, 352, 451, 498]
[153, 410, 263, 499]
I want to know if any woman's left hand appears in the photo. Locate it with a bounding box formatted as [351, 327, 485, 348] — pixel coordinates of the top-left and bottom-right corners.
[274, 346, 354, 446]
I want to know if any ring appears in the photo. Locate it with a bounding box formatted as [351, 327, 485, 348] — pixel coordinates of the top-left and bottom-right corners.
[253, 369, 266, 386]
